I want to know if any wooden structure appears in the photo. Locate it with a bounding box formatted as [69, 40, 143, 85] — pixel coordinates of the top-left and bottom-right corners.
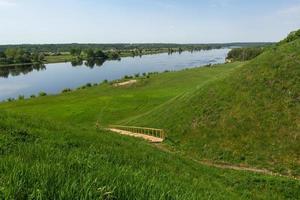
[108, 125, 166, 140]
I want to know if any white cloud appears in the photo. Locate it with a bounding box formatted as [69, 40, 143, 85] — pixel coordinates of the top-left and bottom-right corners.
[0, 0, 17, 7]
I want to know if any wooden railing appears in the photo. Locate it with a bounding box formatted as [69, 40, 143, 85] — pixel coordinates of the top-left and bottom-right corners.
[109, 125, 166, 140]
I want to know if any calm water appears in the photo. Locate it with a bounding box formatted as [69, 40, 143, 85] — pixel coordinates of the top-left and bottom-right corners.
[0, 49, 230, 100]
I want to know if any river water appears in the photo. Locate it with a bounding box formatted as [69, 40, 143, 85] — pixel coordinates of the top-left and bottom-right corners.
[0, 49, 230, 100]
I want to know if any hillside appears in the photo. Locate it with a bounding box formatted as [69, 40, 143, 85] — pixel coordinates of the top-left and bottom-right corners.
[2, 112, 300, 199]
[123, 34, 300, 176]
[0, 32, 299, 199]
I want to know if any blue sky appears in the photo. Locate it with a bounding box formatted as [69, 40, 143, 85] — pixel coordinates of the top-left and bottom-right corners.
[0, 0, 300, 44]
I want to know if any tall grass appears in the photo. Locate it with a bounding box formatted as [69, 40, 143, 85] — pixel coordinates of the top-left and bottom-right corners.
[0, 112, 299, 199]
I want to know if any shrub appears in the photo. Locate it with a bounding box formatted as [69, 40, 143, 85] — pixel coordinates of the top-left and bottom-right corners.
[18, 95, 25, 100]
[62, 88, 72, 93]
[135, 73, 140, 78]
[85, 83, 92, 87]
[7, 98, 15, 102]
[39, 92, 47, 97]
[30, 95, 36, 98]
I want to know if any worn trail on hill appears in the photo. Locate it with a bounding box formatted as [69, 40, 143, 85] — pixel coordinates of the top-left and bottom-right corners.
[109, 128, 299, 180]
[153, 143, 300, 181]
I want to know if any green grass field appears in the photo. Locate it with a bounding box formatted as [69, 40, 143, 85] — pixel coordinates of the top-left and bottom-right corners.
[0, 32, 299, 199]
[123, 38, 300, 177]
[44, 54, 75, 63]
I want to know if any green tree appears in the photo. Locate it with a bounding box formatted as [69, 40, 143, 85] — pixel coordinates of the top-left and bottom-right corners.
[94, 49, 107, 58]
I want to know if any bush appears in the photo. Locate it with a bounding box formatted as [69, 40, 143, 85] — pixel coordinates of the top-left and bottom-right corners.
[7, 98, 15, 102]
[18, 95, 25, 100]
[85, 83, 92, 87]
[279, 29, 300, 44]
[30, 95, 36, 98]
[39, 92, 47, 97]
[62, 88, 72, 93]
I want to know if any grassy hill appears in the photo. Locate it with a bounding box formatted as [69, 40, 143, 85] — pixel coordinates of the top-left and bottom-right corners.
[123, 34, 300, 176]
[1, 111, 299, 199]
[0, 31, 299, 199]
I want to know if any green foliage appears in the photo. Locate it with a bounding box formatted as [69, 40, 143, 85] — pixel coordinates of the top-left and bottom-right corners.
[0, 48, 44, 65]
[85, 83, 92, 87]
[279, 29, 300, 44]
[18, 95, 24, 100]
[106, 51, 120, 60]
[227, 47, 264, 61]
[0, 43, 272, 53]
[70, 48, 82, 56]
[38, 92, 47, 97]
[61, 88, 72, 93]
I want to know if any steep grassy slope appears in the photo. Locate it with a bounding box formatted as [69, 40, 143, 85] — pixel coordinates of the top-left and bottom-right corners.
[0, 111, 299, 199]
[124, 37, 300, 176]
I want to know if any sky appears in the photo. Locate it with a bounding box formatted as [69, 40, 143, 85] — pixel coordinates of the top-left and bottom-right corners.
[0, 0, 300, 44]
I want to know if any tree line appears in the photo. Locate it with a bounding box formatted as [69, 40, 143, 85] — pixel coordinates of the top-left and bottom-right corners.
[0, 43, 273, 53]
[0, 48, 44, 65]
[70, 48, 120, 60]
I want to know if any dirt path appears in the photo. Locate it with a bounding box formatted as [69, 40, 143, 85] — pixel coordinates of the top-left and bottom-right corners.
[108, 128, 163, 143]
[108, 128, 299, 180]
[153, 144, 300, 181]
[113, 80, 137, 87]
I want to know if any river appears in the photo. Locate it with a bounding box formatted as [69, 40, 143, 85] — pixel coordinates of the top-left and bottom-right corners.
[0, 49, 230, 100]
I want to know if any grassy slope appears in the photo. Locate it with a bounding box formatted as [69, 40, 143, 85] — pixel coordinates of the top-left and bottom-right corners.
[0, 37, 299, 198]
[124, 38, 300, 176]
[0, 111, 299, 199]
[0, 63, 239, 127]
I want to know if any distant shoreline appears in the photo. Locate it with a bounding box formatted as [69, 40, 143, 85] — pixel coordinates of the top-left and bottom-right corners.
[0, 48, 218, 68]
